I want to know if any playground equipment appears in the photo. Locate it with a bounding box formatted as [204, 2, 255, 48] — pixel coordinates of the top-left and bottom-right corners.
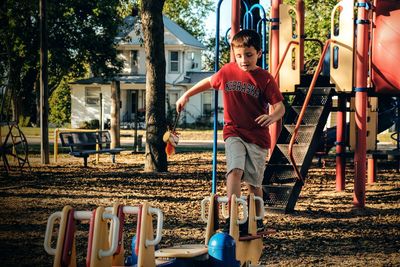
[210, 0, 400, 212]
[0, 122, 30, 174]
[45, 195, 271, 267]
[44, 205, 121, 267]
[44, 202, 210, 267]
[0, 83, 30, 175]
[201, 193, 273, 266]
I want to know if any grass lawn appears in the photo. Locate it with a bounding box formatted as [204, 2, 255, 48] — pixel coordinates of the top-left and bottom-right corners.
[17, 127, 221, 141]
[18, 126, 397, 142]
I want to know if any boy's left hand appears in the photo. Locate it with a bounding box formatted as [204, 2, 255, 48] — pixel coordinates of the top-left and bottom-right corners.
[255, 114, 274, 127]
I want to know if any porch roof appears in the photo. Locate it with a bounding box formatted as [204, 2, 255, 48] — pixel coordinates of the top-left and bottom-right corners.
[178, 71, 215, 85]
[70, 75, 173, 85]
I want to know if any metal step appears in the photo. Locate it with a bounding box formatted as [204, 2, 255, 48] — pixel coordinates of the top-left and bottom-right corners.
[263, 164, 298, 184]
[276, 144, 309, 165]
[282, 125, 318, 144]
[263, 184, 294, 209]
[294, 87, 333, 106]
[291, 106, 324, 125]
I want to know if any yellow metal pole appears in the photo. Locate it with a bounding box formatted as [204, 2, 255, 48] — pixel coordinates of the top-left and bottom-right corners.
[96, 128, 99, 164]
[54, 128, 58, 163]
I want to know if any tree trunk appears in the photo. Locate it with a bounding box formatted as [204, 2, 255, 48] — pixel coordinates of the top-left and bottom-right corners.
[140, 0, 168, 172]
[110, 80, 121, 148]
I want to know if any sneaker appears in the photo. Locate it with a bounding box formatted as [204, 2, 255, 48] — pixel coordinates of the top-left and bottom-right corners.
[221, 218, 230, 233]
[256, 219, 265, 233]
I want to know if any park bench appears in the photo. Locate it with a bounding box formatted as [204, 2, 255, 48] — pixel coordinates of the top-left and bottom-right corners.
[59, 131, 124, 167]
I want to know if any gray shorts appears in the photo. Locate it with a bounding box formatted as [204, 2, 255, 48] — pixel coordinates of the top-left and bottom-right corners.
[225, 137, 268, 187]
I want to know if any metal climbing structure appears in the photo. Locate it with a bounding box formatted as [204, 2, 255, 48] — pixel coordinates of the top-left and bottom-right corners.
[0, 77, 30, 175]
[212, 0, 400, 212]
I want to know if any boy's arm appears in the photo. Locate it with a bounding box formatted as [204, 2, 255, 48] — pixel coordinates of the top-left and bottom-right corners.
[176, 77, 212, 112]
[255, 101, 285, 127]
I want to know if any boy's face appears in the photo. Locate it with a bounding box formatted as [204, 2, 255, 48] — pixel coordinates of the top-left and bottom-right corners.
[233, 46, 261, 72]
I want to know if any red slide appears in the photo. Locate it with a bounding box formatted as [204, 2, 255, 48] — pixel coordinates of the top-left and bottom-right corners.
[372, 0, 400, 94]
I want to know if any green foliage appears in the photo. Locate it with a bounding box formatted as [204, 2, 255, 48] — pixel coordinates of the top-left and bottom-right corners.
[163, 0, 214, 41]
[203, 36, 231, 71]
[49, 79, 71, 127]
[0, 0, 131, 123]
[18, 115, 31, 127]
[129, 0, 213, 41]
[286, 0, 337, 72]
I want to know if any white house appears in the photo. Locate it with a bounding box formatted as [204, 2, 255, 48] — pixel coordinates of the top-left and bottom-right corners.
[70, 15, 223, 129]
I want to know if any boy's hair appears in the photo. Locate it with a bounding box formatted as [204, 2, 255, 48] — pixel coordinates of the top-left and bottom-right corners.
[231, 30, 261, 52]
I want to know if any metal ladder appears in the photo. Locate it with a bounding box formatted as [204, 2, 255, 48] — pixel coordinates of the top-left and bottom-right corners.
[262, 85, 334, 213]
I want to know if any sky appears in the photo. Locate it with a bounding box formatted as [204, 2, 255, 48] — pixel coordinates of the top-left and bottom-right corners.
[204, 0, 270, 36]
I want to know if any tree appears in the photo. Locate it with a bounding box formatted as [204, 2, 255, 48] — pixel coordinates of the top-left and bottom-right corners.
[49, 78, 71, 127]
[203, 36, 231, 71]
[163, 0, 214, 41]
[0, 0, 131, 124]
[140, 0, 168, 172]
[128, 0, 213, 41]
[286, 0, 337, 72]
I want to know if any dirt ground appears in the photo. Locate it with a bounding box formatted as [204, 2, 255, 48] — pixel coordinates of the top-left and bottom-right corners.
[0, 151, 399, 266]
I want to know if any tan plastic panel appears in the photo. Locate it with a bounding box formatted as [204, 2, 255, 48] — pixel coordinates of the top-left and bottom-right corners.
[349, 97, 378, 151]
[230, 194, 263, 266]
[330, 0, 355, 92]
[279, 4, 300, 93]
[155, 244, 208, 258]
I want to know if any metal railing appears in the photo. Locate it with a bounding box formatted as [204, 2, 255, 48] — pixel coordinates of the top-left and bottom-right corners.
[273, 40, 300, 81]
[288, 39, 334, 182]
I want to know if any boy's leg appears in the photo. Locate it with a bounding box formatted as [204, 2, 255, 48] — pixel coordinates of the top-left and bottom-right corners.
[246, 183, 263, 217]
[225, 137, 246, 199]
[227, 168, 243, 199]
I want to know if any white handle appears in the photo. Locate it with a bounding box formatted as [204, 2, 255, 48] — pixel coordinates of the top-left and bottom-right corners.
[43, 211, 62, 255]
[74, 211, 92, 220]
[236, 198, 248, 225]
[216, 196, 230, 219]
[44, 210, 94, 256]
[216, 196, 228, 203]
[105, 205, 140, 215]
[217, 196, 248, 223]
[146, 207, 164, 247]
[98, 213, 120, 258]
[123, 206, 140, 215]
[221, 202, 230, 219]
[254, 196, 265, 220]
[201, 197, 210, 222]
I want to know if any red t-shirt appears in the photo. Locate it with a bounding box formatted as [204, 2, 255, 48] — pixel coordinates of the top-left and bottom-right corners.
[210, 62, 284, 149]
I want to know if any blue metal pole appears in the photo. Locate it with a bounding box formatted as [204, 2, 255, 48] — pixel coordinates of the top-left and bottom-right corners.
[241, 0, 251, 29]
[248, 4, 267, 69]
[212, 0, 224, 194]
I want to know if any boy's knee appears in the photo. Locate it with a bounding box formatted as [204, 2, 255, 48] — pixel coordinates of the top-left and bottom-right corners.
[246, 183, 262, 193]
[227, 168, 243, 179]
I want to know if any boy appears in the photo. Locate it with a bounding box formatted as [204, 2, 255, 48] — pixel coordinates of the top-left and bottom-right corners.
[176, 29, 285, 232]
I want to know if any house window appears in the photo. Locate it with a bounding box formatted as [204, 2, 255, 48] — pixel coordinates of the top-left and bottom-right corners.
[85, 87, 101, 106]
[202, 92, 212, 116]
[169, 51, 179, 72]
[131, 50, 138, 74]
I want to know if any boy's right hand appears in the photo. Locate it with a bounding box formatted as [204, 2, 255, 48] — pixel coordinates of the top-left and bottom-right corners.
[176, 94, 189, 112]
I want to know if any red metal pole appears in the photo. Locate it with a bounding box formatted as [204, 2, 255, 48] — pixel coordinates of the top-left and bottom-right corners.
[353, 0, 370, 208]
[367, 158, 376, 184]
[296, 0, 305, 73]
[336, 94, 346, 191]
[230, 0, 241, 62]
[269, 0, 282, 152]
